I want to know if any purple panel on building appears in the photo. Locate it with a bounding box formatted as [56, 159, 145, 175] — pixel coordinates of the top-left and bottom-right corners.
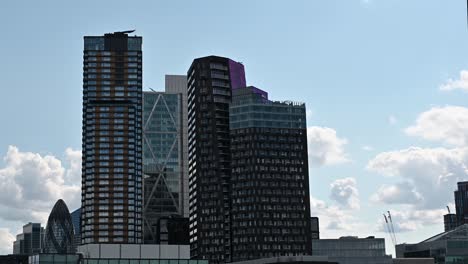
[250, 86, 269, 100]
[228, 59, 247, 89]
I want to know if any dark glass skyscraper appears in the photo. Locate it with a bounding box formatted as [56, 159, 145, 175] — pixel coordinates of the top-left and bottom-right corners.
[188, 56, 312, 262]
[188, 56, 246, 263]
[455, 181, 468, 226]
[230, 87, 311, 260]
[81, 31, 143, 244]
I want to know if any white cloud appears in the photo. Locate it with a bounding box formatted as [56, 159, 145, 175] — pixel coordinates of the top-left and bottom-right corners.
[371, 182, 423, 205]
[367, 146, 468, 209]
[0, 228, 15, 255]
[307, 126, 349, 166]
[377, 208, 446, 234]
[310, 195, 373, 241]
[388, 115, 397, 125]
[405, 106, 468, 146]
[0, 146, 81, 224]
[330, 177, 360, 209]
[310, 196, 357, 231]
[440, 70, 468, 92]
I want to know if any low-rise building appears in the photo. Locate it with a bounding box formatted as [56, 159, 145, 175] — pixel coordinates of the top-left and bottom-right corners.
[312, 236, 392, 264]
[396, 224, 468, 264]
[393, 258, 434, 264]
[0, 254, 28, 264]
[230, 256, 338, 264]
[12, 223, 44, 255]
[311, 217, 319, 240]
[29, 243, 196, 264]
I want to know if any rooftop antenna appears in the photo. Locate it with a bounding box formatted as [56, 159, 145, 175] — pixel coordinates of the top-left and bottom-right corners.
[147, 87, 156, 92]
[447, 205, 451, 214]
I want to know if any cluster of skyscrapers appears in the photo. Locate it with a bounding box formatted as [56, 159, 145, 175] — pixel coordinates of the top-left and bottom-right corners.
[70, 30, 312, 263]
[9, 30, 457, 264]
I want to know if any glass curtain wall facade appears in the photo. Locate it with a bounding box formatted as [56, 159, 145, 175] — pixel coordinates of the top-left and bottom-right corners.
[313, 237, 392, 264]
[187, 56, 246, 263]
[143, 91, 184, 243]
[82, 31, 143, 244]
[71, 209, 81, 249]
[43, 200, 75, 254]
[12, 223, 43, 255]
[230, 87, 312, 261]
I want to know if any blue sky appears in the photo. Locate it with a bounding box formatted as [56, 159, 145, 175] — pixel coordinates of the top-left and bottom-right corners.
[1, 0, 468, 256]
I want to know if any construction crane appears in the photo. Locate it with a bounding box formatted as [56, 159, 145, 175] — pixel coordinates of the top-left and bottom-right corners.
[383, 211, 397, 246]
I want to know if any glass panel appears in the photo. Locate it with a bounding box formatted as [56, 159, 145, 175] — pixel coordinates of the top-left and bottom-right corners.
[150, 260, 160, 264]
[41, 255, 54, 261]
[169, 260, 179, 264]
[99, 260, 109, 264]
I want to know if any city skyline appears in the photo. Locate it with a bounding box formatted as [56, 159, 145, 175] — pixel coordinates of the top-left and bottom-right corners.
[1, 0, 468, 257]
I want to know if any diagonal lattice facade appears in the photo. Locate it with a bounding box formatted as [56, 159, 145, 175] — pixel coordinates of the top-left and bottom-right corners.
[143, 91, 185, 243]
[43, 199, 75, 254]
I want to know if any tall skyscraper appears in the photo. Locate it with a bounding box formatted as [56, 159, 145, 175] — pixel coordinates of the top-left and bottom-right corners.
[165, 75, 190, 219]
[142, 75, 189, 244]
[455, 181, 468, 226]
[188, 56, 246, 263]
[81, 31, 143, 244]
[230, 86, 311, 260]
[188, 56, 312, 262]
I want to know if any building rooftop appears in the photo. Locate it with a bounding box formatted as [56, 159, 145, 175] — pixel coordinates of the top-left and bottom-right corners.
[420, 223, 468, 243]
[230, 256, 337, 264]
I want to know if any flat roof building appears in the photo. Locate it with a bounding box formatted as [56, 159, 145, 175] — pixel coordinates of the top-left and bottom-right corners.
[312, 236, 392, 264]
[230, 256, 338, 264]
[396, 224, 468, 264]
[230, 86, 311, 261]
[12, 223, 43, 255]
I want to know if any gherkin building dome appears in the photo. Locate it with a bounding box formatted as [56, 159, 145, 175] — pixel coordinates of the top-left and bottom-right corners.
[43, 199, 75, 253]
